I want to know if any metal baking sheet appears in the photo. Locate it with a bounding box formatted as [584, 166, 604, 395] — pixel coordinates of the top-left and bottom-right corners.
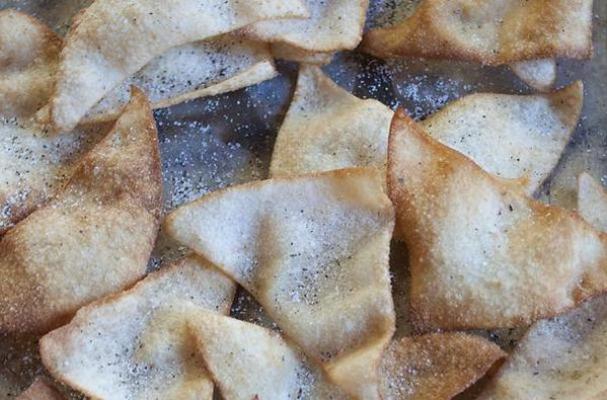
[1, 0, 606, 398]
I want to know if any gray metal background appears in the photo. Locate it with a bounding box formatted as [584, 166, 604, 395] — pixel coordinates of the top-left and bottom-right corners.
[0, 0, 605, 398]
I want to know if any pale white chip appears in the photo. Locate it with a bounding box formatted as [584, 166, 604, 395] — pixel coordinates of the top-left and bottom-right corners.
[86, 36, 278, 122]
[578, 172, 607, 232]
[40, 255, 236, 400]
[477, 295, 607, 400]
[188, 308, 348, 400]
[45, 0, 308, 131]
[510, 59, 557, 92]
[166, 168, 395, 399]
[270, 66, 393, 178]
[0, 10, 61, 120]
[389, 110, 607, 331]
[246, 0, 369, 52]
[421, 81, 583, 194]
[0, 89, 162, 334]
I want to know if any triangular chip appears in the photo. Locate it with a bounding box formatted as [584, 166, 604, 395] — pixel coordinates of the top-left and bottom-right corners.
[188, 308, 348, 400]
[0, 10, 61, 120]
[420, 81, 583, 194]
[477, 295, 607, 400]
[388, 110, 607, 330]
[510, 59, 557, 92]
[0, 119, 107, 234]
[271, 43, 334, 65]
[270, 66, 393, 178]
[45, 0, 308, 131]
[166, 168, 395, 399]
[40, 255, 236, 400]
[85, 35, 278, 122]
[362, 0, 593, 65]
[246, 0, 368, 52]
[0, 89, 162, 334]
[16, 377, 63, 400]
[477, 173, 607, 399]
[578, 173, 607, 232]
[380, 333, 505, 400]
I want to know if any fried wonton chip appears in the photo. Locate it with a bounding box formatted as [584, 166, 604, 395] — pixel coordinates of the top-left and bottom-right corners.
[40, 255, 236, 400]
[388, 110, 607, 331]
[188, 309, 348, 400]
[0, 10, 61, 120]
[270, 66, 393, 178]
[166, 168, 395, 399]
[578, 173, 607, 232]
[271, 43, 335, 65]
[362, 0, 593, 65]
[380, 333, 505, 400]
[16, 377, 63, 400]
[510, 59, 557, 92]
[85, 36, 278, 122]
[420, 81, 583, 194]
[0, 89, 162, 334]
[246, 0, 368, 52]
[45, 0, 308, 132]
[477, 295, 607, 400]
[0, 119, 107, 234]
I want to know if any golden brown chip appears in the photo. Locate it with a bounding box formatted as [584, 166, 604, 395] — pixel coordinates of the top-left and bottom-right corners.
[270, 66, 393, 178]
[0, 10, 61, 120]
[362, 0, 593, 65]
[420, 81, 583, 194]
[380, 333, 505, 400]
[40, 255, 236, 400]
[0, 120, 108, 235]
[388, 109, 607, 331]
[246, 0, 369, 52]
[578, 173, 607, 232]
[16, 377, 63, 400]
[0, 89, 162, 334]
[188, 308, 348, 400]
[510, 59, 557, 92]
[44, 0, 308, 132]
[166, 168, 395, 399]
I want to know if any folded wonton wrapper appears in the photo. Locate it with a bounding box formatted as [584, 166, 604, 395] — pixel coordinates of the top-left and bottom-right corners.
[85, 35, 278, 123]
[0, 10, 61, 120]
[188, 309, 348, 400]
[380, 333, 505, 400]
[16, 377, 63, 400]
[510, 59, 557, 92]
[0, 119, 108, 235]
[0, 89, 162, 334]
[45, 0, 308, 132]
[419, 81, 583, 194]
[271, 66, 581, 197]
[362, 0, 593, 65]
[270, 66, 393, 178]
[246, 0, 368, 53]
[388, 110, 607, 330]
[474, 173, 607, 399]
[167, 168, 395, 399]
[40, 255, 236, 400]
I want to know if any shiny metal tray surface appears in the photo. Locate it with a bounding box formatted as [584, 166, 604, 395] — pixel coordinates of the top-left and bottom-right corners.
[0, 0, 606, 398]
